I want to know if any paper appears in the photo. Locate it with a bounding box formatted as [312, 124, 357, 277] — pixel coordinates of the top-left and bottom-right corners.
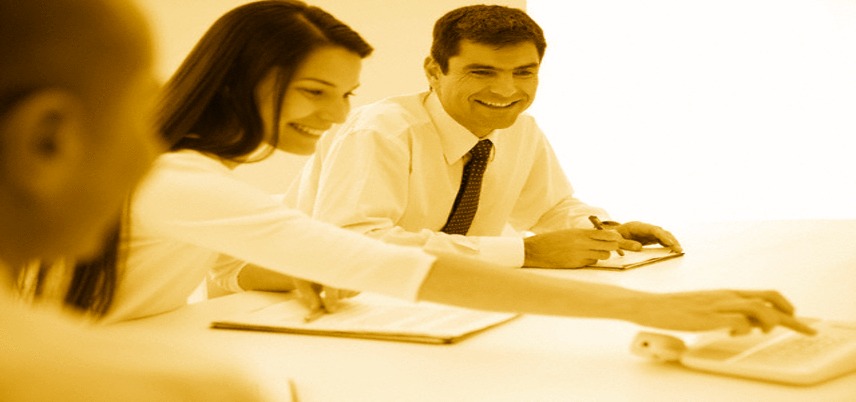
[587, 247, 684, 270]
[211, 293, 518, 344]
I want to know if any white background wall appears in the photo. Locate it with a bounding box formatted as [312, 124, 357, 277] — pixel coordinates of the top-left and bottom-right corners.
[139, 0, 855, 224]
[138, 0, 524, 107]
[528, 0, 856, 225]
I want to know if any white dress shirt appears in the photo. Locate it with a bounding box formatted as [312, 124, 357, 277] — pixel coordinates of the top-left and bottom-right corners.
[107, 150, 434, 322]
[291, 91, 607, 267]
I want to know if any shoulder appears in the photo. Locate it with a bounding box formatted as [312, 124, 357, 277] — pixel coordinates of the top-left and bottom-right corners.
[512, 112, 542, 136]
[152, 150, 226, 174]
[314, 93, 432, 159]
[337, 92, 432, 141]
[134, 151, 253, 213]
[498, 112, 550, 148]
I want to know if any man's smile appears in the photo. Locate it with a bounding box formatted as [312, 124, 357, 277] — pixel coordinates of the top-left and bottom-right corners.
[475, 99, 520, 109]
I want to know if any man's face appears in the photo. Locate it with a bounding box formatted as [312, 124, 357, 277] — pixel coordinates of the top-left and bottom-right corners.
[61, 1, 164, 259]
[428, 39, 540, 137]
[0, 0, 162, 264]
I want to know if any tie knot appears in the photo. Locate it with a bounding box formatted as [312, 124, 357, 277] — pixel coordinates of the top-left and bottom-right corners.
[470, 139, 493, 161]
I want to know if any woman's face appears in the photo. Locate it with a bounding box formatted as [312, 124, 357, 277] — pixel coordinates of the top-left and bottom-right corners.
[255, 46, 363, 155]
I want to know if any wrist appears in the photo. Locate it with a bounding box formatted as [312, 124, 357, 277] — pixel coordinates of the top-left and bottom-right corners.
[611, 288, 655, 324]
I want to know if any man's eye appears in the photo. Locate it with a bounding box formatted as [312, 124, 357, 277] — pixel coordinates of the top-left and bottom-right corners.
[514, 70, 536, 77]
[470, 70, 494, 76]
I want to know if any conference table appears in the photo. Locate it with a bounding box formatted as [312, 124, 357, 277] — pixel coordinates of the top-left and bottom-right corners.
[124, 220, 856, 401]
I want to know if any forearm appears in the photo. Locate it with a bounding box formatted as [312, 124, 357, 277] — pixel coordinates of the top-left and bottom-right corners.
[417, 253, 645, 321]
[418, 253, 814, 335]
[530, 196, 609, 233]
[349, 225, 526, 268]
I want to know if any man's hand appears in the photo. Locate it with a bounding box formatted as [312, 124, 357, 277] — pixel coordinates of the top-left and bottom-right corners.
[523, 228, 622, 268]
[614, 221, 683, 253]
[631, 289, 816, 335]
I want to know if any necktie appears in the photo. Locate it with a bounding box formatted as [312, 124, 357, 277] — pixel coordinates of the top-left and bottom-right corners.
[441, 139, 493, 235]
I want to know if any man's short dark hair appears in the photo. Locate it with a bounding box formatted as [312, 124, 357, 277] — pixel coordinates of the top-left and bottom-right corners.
[430, 5, 546, 73]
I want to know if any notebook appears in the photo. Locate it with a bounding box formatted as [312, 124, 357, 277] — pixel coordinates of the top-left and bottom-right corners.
[587, 247, 684, 270]
[633, 319, 856, 385]
[211, 293, 518, 344]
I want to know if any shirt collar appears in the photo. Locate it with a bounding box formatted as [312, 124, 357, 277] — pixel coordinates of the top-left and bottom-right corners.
[423, 91, 499, 165]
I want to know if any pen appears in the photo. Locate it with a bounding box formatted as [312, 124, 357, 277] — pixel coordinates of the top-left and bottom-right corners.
[588, 215, 624, 256]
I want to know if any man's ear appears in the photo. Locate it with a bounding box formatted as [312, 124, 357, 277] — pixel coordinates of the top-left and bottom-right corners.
[0, 89, 85, 200]
[423, 56, 442, 88]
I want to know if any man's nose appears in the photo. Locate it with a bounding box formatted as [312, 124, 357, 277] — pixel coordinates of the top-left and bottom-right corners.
[489, 73, 517, 97]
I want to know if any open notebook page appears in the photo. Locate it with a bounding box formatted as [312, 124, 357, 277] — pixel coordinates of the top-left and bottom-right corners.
[587, 247, 684, 270]
[212, 293, 518, 344]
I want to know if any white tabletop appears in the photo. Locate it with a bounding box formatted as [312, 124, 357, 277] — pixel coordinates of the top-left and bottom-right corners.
[126, 220, 856, 401]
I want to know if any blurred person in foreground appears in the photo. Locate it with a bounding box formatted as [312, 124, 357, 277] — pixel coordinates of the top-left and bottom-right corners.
[0, 0, 275, 400]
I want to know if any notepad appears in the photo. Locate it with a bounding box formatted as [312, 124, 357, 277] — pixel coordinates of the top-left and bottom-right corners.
[211, 293, 519, 344]
[587, 247, 684, 270]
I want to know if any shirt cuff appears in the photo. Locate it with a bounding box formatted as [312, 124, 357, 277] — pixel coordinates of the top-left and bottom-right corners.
[208, 258, 248, 293]
[471, 236, 525, 268]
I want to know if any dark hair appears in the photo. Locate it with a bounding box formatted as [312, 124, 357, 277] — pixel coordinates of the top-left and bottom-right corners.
[158, 0, 373, 161]
[62, 220, 123, 315]
[430, 5, 546, 74]
[0, 0, 150, 122]
[25, 218, 122, 317]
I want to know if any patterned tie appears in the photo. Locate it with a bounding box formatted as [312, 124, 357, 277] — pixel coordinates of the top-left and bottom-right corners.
[441, 139, 493, 235]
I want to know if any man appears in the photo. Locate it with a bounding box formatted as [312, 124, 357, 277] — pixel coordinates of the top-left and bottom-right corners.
[0, 0, 271, 399]
[292, 5, 681, 268]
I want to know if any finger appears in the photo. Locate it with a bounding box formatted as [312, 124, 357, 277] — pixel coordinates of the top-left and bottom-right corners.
[701, 312, 753, 335]
[303, 305, 326, 323]
[650, 227, 682, 252]
[292, 279, 312, 300]
[719, 299, 780, 333]
[339, 289, 360, 299]
[591, 250, 612, 261]
[734, 290, 795, 315]
[587, 235, 621, 251]
[666, 238, 683, 253]
[727, 316, 753, 336]
[618, 239, 642, 251]
[589, 229, 622, 242]
[779, 315, 818, 335]
[293, 279, 323, 310]
[321, 287, 341, 313]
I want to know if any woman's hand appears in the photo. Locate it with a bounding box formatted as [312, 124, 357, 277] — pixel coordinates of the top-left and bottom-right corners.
[292, 278, 359, 321]
[632, 289, 815, 335]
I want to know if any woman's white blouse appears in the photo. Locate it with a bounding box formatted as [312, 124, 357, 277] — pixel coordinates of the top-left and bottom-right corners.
[106, 150, 434, 322]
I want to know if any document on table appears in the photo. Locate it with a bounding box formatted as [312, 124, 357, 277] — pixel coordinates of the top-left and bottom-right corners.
[586, 247, 684, 270]
[211, 293, 519, 344]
